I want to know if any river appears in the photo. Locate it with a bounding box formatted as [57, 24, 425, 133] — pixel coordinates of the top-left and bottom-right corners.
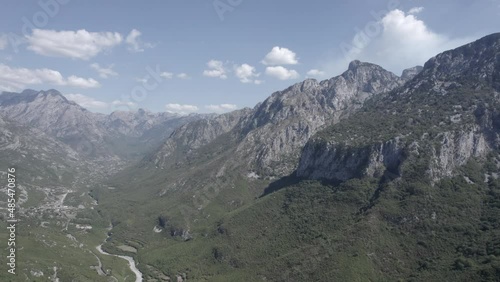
[96, 239, 143, 282]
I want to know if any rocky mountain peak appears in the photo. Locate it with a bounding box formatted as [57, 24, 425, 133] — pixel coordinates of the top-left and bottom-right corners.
[297, 33, 500, 184]
[0, 88, 76, 108]
[401, 66, 423, 81]
[420, 32, 500, 86]
[348, 59, 362, 70]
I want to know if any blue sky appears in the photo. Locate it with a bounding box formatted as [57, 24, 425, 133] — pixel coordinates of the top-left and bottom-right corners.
[0, 0, 499, 114]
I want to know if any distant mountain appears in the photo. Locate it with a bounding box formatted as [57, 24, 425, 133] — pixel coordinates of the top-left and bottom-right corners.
[0, 89, 201, 161]
[0, 113, 80, 187]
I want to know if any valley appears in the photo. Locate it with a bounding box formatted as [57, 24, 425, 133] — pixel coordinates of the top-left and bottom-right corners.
[0, 32, 499, 281]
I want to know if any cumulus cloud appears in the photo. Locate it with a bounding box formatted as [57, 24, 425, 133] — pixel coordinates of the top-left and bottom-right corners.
[331, 9, 472, 75]
[203, 60, 228, 79]
[160, 72, 174, 79]
[235, 63, 260, 83]
[90, 63, 118, 78]
[306, 69, 326, 78]
[0, 63, 100, 91]
[408, 7, 424, 14]
[177, 73, 190, 79]
[0, 34, 7, 50]
[126, 29, 153, 52]
[205, 104, 238, 113]
[165, 103, 198, 114]
[26, 29, 123, 60]
[66, 76, 100, 88]
[265, 66, 300, 80]
[112, 100, 138, 108]
[262, 46, 299, 65]
[65, 93, 108, 110]
[110, 100, 137, 112]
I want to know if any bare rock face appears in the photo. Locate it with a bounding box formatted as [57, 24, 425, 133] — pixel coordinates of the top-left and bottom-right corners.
[401, 66, 423, 81]
[151, 61, 404, 176]
[297, 137, 406, 181]
[150, 109, 251, 167]
[0, 112, 80, 185]
[296, 33, 500, 183]
[234, 61, 404, 176]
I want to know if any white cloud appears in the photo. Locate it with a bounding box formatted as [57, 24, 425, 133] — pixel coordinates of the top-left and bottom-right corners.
[261, 46, 299, 65]
[331, 9, 472, 75]
[205, 104, 238, 113]
[408, 7, 424, 14]
[160, 72, 174, 79]
[165, 103, 198, 114]
[235, 63, 260, 84]
[26, 29, 122, 60]
[135, 77, 149, 83]
[66, 76, 100, 88]
[125, 29, 153, 52]
[265, 66, 300, 80]
[0, 63, 101, 91]
[65, 93, 108, 110]
[112, 100, 138, 108]
[90, 63, 118, 78]
[306, 69, 326, 78]
[177, 73, 190, 79]
[203, 60, 228, 79]
[0, 34, 7, 50]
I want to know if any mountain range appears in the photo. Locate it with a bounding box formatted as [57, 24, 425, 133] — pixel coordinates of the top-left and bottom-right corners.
[0, 32, 499, 281]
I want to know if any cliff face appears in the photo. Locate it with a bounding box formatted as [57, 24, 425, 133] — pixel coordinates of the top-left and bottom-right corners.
[151, 61, 406, 176]
[234, 61, 405, 176]
[150, 109, 251, 167]
[296, 33, 500, 183]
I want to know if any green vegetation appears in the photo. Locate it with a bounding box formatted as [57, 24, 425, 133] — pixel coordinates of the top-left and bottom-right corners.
[93, 74, 500, 280]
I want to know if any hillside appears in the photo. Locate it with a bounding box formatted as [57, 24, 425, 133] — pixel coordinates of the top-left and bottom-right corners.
[95, 33, 500, 281]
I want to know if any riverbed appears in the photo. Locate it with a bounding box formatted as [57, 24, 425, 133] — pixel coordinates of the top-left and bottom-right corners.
[96, 242, 143, 282]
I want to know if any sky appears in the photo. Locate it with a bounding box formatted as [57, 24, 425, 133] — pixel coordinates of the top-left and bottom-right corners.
[0, 0, 499, 114]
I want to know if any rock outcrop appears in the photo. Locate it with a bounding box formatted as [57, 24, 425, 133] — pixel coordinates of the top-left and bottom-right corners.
[296, 33, 500, 183]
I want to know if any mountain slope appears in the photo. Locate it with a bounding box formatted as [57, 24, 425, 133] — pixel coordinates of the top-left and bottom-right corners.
[297, 32, 500, 183]
[0, 114, 80, 187]
[98, 33, 500, 281]
[0, 89, 200, 161]
[152, 61, 406, 177]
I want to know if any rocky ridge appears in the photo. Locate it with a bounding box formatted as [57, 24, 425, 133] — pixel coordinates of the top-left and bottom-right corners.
[152, 61, 415, 176]
[296, 33, 500, 183]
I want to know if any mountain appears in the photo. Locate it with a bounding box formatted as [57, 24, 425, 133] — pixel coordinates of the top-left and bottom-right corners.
[0, 113, 80, 187]
[401, 65, 423, 81]
[297, 32, 500, 183]
[151, 60, 406, 177]
[0, 89, 201, 161]
[96, 33, 500, 281]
